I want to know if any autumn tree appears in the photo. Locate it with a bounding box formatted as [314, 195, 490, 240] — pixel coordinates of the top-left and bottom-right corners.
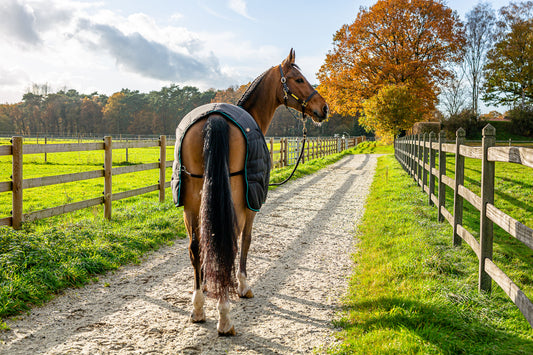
[0, 104, 16, 132]
[212, 84, 249, 105]
[127, 109, 157, 135]
[80, 96, 104, 133]
[463, 2, 496, 115]
[102, 92, 128, 134]
[483, 1, 533, 107]
[318, 0, 465, 136]
[362, 84, 423, 141]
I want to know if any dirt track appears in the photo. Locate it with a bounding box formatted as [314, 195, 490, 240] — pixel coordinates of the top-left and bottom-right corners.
[0, 154, 379, 354]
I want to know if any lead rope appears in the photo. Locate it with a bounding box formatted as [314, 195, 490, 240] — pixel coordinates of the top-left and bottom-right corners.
[269, 64, 316, 187]
[268, 116, 307, 187]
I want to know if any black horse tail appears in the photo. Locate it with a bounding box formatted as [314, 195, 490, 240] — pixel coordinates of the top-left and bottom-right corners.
[200, 116, 238, 299]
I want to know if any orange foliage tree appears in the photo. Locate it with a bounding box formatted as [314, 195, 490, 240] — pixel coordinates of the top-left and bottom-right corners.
[318, 0, 465, 137]
[212, 84, 249, 105]
[102, 92, 127, 134]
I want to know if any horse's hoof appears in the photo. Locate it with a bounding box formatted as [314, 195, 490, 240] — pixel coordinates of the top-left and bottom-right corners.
[190, 310, 206, 323]
[218, 325, 236, 336]
[238, 288, 254, 298]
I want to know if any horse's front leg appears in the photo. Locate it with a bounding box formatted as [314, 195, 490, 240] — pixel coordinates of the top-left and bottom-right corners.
[237, 211, 256, 298]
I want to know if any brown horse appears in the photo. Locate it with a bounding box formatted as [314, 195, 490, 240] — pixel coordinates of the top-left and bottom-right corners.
[173, 49, 328, 335]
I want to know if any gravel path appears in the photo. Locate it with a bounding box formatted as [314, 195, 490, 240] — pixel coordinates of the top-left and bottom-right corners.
[0, 154, 379, 354]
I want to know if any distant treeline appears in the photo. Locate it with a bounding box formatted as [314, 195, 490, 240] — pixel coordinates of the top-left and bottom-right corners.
[0, 83, 366, 138]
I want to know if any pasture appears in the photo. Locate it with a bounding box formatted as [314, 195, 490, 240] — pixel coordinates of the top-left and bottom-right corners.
[330, 154, 533, 354]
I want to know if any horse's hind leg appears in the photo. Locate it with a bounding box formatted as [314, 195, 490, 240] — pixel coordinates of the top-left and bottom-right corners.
[237, 210, 256, 298]
[217, 291, 236, 336]
[184, 210, 206, 323]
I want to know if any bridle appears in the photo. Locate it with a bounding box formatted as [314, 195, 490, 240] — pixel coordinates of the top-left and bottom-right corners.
[279, 64, 318, 135]
[269, 64, 318, 187]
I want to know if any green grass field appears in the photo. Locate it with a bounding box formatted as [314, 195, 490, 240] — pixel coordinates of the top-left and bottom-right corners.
[329, 154, 533, 354]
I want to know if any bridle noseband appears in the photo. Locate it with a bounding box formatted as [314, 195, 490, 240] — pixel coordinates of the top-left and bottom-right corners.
[279, 64, 318, 132]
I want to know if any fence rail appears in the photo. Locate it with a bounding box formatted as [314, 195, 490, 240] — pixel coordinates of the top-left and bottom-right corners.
[267, 136, 365, 168]
[394, 124, 533, 327]
[0, 135, 364, 229]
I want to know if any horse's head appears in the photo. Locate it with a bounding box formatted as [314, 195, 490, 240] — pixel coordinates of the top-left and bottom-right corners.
[279, 49, 329, 124]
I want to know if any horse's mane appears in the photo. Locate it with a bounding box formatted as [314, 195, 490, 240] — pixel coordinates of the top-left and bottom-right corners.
[236, 67, 270, 107]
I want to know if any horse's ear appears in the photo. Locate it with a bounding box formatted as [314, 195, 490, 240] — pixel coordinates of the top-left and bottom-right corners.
[282, 48, 295, 67]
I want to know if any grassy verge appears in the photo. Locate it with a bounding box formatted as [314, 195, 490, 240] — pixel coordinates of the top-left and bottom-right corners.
[330, 155, 533, 354]
[352, 141, 394, 154]
[0, 191, 185, 329]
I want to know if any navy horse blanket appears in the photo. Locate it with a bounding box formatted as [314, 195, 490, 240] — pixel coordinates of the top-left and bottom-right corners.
[171, 103, 271, 212]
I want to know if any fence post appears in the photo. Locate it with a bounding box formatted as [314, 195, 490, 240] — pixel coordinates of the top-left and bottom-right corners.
[280, 139, 285, 167]
[408, 136, 411, 171]
[428, 132, 435, 206]
[422, 133, 428, 193]
[159, 135, 166, 203]
[416, 134, 422, 184]
[44, 136, 47, 163]
[479, 124, 496, 292]
[302, 138, 306, 164]
[411, 135, 416, 177]
[104, 136, 112, 220]
[438, 131, 446, 222]
[270, 138, 274, 167]
[284, 138, 288, 167]
[12, 136, 23, 230]
[453, 128, 465, 247]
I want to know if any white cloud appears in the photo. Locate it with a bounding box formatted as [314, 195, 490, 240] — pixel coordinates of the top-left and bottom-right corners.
[0, 66, 30, 87]
[0, 0, 41, 47]
[228, 0, 254, 20]
[170, 12, 183, 21]
[76, 18, 229, 84]
[0, 0, 284, 102]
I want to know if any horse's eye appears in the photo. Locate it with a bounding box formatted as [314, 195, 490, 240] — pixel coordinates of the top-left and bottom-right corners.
[295, 78, 304, 83]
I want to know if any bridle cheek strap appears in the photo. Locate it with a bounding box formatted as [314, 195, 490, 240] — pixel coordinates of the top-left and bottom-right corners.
[279, 65, 318, 121]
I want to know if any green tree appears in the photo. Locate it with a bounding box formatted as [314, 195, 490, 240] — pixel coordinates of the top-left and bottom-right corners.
[483, 1, 533, 107]
[362, 84, 424, 142]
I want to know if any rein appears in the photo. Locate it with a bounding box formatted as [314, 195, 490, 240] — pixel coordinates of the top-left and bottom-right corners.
[268, 65, 316, 187]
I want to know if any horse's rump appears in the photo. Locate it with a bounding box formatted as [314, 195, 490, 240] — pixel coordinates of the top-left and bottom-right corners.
[171, 103, 271, 212]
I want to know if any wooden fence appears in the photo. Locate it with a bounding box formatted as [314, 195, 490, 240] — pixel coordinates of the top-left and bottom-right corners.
[1, 136, 174, 230]
[394, 124, 533, 327]
[268, 136, 365, 167]
[0, 135, 364, 230]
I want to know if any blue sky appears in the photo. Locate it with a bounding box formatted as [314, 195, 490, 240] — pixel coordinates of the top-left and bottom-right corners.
[0, 0, 515, 112]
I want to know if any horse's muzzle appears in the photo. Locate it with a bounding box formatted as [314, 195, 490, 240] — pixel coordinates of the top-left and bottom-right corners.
[313, 104, 329, 122]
